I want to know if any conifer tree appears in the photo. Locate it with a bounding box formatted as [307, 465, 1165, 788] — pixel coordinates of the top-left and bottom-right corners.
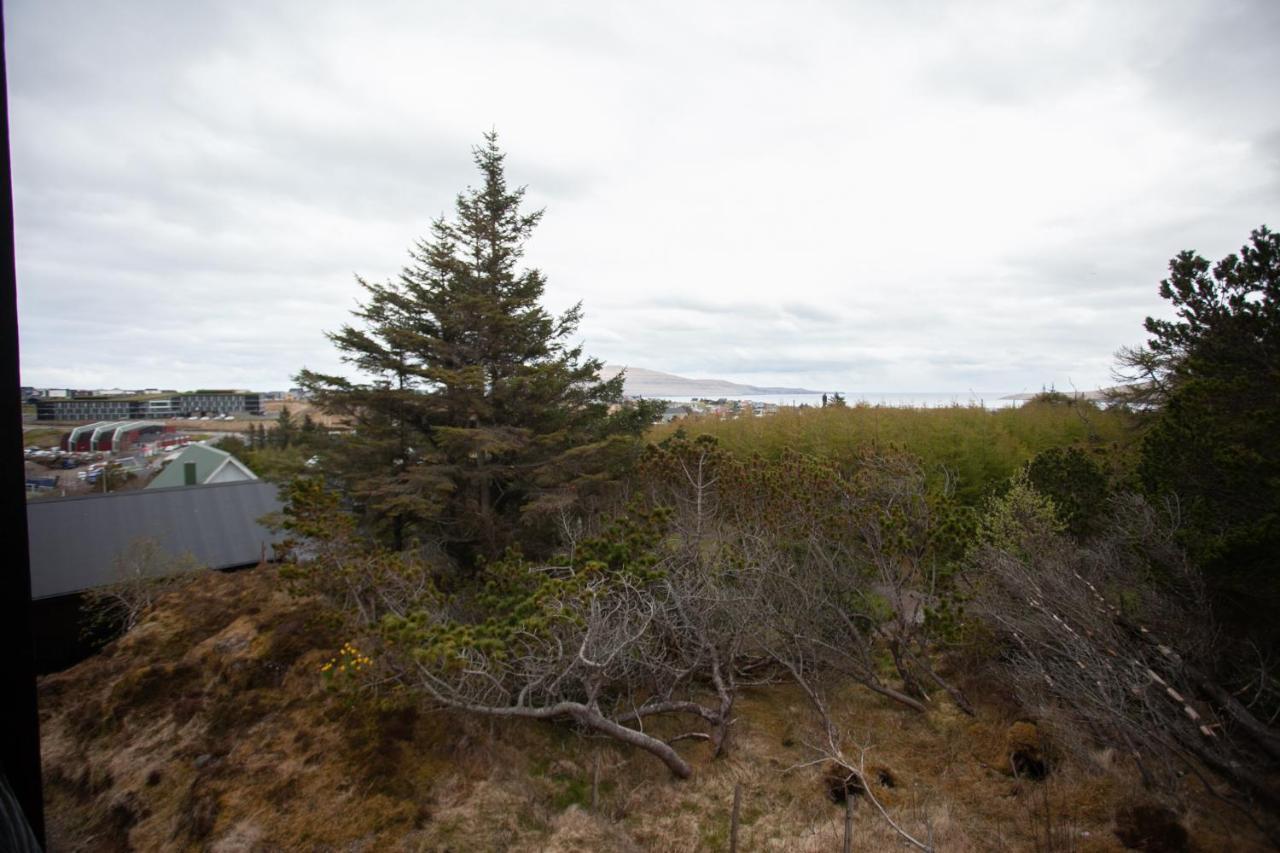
[1130, 226, 1280, 642]
[298, 133, 648, 559]
[275, 405, 295, 449]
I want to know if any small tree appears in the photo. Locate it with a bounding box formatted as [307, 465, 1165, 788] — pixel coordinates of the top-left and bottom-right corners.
[275, 406, 296, 449]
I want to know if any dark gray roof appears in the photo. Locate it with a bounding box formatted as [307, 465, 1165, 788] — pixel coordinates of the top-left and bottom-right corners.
[26, 480, 285, 599]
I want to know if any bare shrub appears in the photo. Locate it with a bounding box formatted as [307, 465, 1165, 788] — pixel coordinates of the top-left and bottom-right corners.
[282, 472, 743, 778]
[276, 440, 974, 782]
[970, 484, 1280, 818]
[82, 537, 204, 633]
[709, 444, 973, 716]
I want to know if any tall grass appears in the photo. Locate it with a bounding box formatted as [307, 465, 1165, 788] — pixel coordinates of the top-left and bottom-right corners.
[649, 399, 1138, 505]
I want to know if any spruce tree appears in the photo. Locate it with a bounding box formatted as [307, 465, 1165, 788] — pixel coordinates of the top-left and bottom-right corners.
[275, 405, 295, 449]
[1132, 226, 1280, 642]
[298, 133, 647, 559]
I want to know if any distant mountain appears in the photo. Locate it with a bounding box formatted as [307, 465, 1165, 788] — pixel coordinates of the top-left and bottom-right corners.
[600, 366, 821, 398]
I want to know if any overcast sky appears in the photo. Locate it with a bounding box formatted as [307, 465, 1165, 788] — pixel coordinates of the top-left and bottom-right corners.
[7, 1, 1278, 394]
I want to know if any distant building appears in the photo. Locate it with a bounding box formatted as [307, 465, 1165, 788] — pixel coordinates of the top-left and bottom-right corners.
[36, 389, 265, 421]
[179, 390, 264, 417]
[62, 420, 173, 453]
[147, 444, 258, 489]
[38, 395, 179, 421]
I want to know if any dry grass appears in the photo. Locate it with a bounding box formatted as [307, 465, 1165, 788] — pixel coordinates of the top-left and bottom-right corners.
[38, 567, 1273, 851]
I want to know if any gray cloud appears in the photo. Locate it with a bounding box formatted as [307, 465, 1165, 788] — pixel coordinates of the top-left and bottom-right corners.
[8, 0, 1279, 393]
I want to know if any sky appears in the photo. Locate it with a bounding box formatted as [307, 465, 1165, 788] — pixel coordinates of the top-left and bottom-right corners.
[7, 1, 1278, 394]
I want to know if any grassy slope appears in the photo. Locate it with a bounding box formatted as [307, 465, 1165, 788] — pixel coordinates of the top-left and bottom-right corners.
[38, 566, 1266, 851]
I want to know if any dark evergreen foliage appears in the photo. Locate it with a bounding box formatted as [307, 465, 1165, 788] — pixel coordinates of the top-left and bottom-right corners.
[274, 406, 296, 449]
[1025, 446, 1109, 538]
[298, 133, 649, 560]
[1133, 226, 1280, 641]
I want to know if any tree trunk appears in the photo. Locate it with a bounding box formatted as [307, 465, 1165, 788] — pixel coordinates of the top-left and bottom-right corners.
[910, 650, 976, 716]
[843, 795, 854, 853]
[888, 639, 927, 701]
[860, 676, 929, 714]
[569, 706, 693, 779]
[424, 691, 695, 779]
[712, 694, 734, 757]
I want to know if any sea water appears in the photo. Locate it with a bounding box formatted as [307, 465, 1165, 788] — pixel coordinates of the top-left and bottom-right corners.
[655, 392, 1022, 409]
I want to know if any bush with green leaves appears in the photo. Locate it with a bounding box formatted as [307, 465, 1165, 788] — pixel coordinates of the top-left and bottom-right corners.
[1024, 446, 1110, 538]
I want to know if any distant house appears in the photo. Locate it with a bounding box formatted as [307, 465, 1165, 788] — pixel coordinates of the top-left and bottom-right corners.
[146, 444, 257, 489]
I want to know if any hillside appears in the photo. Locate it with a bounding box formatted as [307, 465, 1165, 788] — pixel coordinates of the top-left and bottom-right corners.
[601, 366, 821, 398]
[37, 565, 1265, 851]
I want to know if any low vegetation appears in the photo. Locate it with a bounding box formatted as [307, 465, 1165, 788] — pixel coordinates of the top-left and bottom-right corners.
[42, 564, 1267, 850]
[650, 394, 1135, 508]
[41, 142, 1280, 850]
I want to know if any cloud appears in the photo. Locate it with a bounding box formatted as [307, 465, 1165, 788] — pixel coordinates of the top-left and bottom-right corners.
[8, 0, 1279, 393]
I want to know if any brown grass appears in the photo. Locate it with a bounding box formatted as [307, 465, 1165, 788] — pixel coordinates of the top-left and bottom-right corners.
[38, 567, 1274, 851]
